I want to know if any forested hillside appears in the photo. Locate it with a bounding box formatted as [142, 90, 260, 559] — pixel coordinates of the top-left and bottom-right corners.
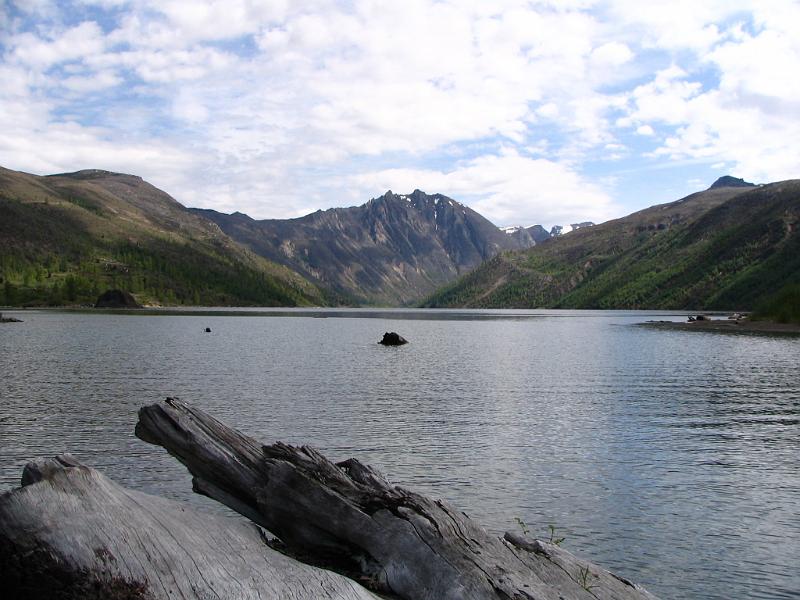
[0, 167, 327, 307]
[423, 180, 800, 310]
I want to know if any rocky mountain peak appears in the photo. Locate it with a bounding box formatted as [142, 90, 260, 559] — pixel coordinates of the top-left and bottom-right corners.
[709, 176, 756, 190]
[197, 188, 521, 305]
[550, 222, 594, 237]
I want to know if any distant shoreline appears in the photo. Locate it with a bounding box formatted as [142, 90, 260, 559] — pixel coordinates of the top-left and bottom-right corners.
[642, 319, 800, 335]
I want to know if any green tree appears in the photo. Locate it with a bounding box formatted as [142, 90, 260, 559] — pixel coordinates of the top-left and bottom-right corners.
[49, 282, 63, 306]
[65, 275, 78, 302]
[3, 281, 17, 306]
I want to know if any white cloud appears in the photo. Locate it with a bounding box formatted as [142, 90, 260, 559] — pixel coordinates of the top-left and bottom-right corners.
[0, 117, 194, 182]
[623, 65, 701, 126]
[591, 41, 633, 67]
[150, 0, 288, 43]
[76, 0, 130, 6]
[620, 8, 800, 183]
[10, 0, 59, 18]
[171, 90, 209, 123]
[604, 0, 746, 51]
[60, 69, 122, 92]
[0, 0, 798, 229]
[710, 27, 800, 100]
[348, 149, 618, 228]
[8, 21, 107, 69]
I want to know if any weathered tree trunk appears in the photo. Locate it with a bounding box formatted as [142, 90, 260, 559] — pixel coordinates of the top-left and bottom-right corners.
[0, 454, 380, 600]
[136, 398, 658, 600]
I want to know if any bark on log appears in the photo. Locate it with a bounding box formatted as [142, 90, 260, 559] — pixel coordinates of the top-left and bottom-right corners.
[0, 454, 381, 600]
[136, 398, 658, 600]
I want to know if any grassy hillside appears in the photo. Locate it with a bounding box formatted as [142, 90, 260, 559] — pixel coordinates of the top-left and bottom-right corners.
[753, 283, 800, 324]
[423, 181, 800, 310]
[0, 167, 328, 307]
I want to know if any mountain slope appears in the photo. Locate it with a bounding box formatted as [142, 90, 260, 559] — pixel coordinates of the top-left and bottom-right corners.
[0, 167, 327, 307]
[194, 189, 522, 305]
[423, 179, 800, 310]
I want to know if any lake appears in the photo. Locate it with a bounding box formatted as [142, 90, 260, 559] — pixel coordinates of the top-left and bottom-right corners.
[1, 308, 798, 599]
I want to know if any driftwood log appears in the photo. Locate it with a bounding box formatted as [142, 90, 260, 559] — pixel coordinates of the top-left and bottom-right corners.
[136, 398, 657, 600]
[0, 454, 380, 600]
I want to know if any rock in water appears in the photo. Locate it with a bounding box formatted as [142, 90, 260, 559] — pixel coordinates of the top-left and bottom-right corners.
[94, 289, 142, 309]
[379, 331, 408, 345]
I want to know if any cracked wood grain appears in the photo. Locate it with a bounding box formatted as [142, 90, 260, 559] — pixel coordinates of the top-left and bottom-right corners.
[136, 398, 659, 600]
[0, 454, 380, 600]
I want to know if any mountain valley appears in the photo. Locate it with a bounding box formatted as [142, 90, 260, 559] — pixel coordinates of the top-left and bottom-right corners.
[2, 166, 797, 313]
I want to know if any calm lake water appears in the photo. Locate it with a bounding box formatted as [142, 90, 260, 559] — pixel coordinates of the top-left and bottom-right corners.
[1, 308, 798, 599]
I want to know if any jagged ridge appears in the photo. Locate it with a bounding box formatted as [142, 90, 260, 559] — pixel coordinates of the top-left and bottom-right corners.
[194, 189, 524, 305]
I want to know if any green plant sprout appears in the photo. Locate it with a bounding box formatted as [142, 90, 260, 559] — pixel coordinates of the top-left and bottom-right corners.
[548, 524, 565, 546]
[514, 517, 530, 536]
[577, 565, 598, 591]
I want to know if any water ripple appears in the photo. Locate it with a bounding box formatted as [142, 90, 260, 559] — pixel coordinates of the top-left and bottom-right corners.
[0, 309, 798, 600]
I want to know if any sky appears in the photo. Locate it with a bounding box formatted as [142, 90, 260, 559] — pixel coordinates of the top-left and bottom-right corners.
[1, 1, 799, 229]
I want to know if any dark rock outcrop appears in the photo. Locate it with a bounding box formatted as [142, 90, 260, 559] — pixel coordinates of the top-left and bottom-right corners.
[94, 289, 142, 309]
[379, 331, 408, 345]
[709, 175, 756, 189]
[501, 226, 537, 249]
[527, 224, 552, 243]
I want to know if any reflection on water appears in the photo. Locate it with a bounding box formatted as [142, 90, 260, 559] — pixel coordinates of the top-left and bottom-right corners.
[1, 309, 798, 600]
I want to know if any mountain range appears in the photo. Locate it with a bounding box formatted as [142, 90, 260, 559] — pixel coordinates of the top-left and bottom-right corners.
[2, 165, 797, 311]
[0, 168, 539, 306]
[500, 222, 593, 248]
[194, 190, 528, 305]
[423, 177, 800, 310]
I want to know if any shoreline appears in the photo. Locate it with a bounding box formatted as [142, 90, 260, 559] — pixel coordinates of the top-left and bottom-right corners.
[642, 318, 800, 335]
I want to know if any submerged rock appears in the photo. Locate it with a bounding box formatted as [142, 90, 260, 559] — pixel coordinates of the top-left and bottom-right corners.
[379, 331, 408, 346]
[95, 289, 142, 309]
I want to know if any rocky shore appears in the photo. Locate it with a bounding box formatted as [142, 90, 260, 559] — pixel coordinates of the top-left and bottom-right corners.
[643, 318, 800, 335]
